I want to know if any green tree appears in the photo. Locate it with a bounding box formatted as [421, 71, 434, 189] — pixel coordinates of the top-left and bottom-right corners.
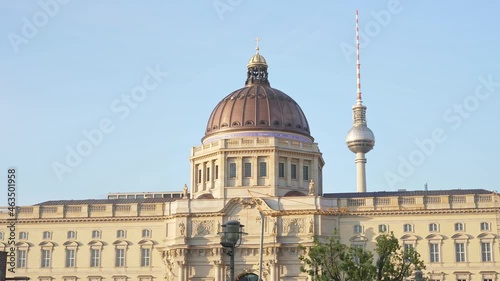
[299, 236, 375, 281]
[299, 232, 425, 281]
[375, 233, 426, 281]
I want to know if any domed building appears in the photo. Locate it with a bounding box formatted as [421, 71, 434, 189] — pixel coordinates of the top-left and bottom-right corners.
[190, 47, 324, 200]
[2, 47, 499, 281]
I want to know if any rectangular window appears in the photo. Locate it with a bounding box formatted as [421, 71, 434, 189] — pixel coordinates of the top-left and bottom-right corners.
[278, 163, 285, 178]
[206, 167, 210, 181]
[244, 162, 252, 177]
[41, 249, 51, 268]
[481, 242, 492, 262]
[65, 249, 76, 267]
[291, 164, 297, 179]
[141, 248, 151, 267]
[429, 244, 440, 263]
[229, 163, 237, 178]
[403, 243, 414, 254]
[17, 250, 27, 268]
[455, 243, 465, 262]
[215, 165, 219, 179]
[259, 162, 267, 177]
[115, 248, 125, 267]
[480, 222, 490, 231]
[90, 249, 101, 267]
[429, 223, 438, 232]
[353, 225, 363, 234]
[303, 166, 309, 181]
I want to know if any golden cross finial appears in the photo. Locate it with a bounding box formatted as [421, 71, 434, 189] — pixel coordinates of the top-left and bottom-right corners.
[255, 37, 260, 52]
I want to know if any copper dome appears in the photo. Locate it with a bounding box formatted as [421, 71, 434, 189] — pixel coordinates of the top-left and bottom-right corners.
[203, 49, 312, 142]
[203, 84, 312, 141]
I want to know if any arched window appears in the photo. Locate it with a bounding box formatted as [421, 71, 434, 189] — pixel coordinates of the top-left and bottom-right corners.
[353, 224, 363, 234]
[480, 222, 490, 231]
[19, 231, 28, 240]
[116, 229, 126, 238]
[429, 223, 439, 232]
[43, 231, 52, 240]
[237, 273, 259, 281]
[403, 224, 413, 233]
[142, 229, 151, 238]
[67, 230, 76, 239]
[378, 224, 388, 233]
[454, 222, 464, 232]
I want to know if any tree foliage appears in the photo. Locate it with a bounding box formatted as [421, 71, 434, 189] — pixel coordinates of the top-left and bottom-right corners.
[299, 232, 426, 281]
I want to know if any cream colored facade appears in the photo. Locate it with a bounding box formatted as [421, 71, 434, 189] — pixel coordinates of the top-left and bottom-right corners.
[1, 49, 499, 281]
[1, 189, 499, 281]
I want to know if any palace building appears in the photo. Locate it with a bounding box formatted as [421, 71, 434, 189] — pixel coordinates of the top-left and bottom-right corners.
[1, 28, 499, 281]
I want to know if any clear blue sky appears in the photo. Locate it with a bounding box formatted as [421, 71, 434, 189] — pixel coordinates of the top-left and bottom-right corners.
[1, 1, 499, 205]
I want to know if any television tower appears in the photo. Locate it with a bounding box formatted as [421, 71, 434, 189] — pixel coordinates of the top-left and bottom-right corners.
[345, 10, 375, 193]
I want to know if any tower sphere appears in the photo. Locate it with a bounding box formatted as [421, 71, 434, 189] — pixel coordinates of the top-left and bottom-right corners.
[346, 125, 375, 153]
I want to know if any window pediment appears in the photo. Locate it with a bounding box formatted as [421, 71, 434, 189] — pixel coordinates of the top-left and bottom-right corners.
[477, 233, 496, 239]
[113, 239, 132, 246]
[349, 235, 368, 243]
[63, 241, 83, 247]
[88, 240, 106, 247]
[400, 234, 421, 241]
[15, 241, 34, 248]
[39, 241, 58, 247]
[138, 239, 158, 246]
[451, 233, 473, 240]
[425, 234, 446, 240]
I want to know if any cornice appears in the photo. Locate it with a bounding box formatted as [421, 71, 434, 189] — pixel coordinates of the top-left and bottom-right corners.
[0, 215, 174, 224]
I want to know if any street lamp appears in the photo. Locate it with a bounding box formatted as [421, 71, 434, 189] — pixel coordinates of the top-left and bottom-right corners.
[414, 270, 423, 281]
[220, 220, 246, 281]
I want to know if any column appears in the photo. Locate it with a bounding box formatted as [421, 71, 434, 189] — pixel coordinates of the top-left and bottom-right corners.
[212, 260, 222, 281]
[177, 260, 186, 281]
[312, 157, 319, 194]
[286, 157, 291, 187]
[237, 156, 243, 187]
[252, 156, 258, 186]
[299, 158, 304, 187]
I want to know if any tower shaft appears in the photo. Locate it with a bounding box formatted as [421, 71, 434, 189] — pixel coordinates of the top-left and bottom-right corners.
[355, 153, 367, 193]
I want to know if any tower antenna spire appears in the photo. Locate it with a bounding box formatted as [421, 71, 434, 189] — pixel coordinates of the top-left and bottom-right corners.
[356, 10, 362, 103]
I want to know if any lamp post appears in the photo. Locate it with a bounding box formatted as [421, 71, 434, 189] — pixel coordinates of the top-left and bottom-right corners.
[415, 269, 423, 281]
[220, 220, 246, 281]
